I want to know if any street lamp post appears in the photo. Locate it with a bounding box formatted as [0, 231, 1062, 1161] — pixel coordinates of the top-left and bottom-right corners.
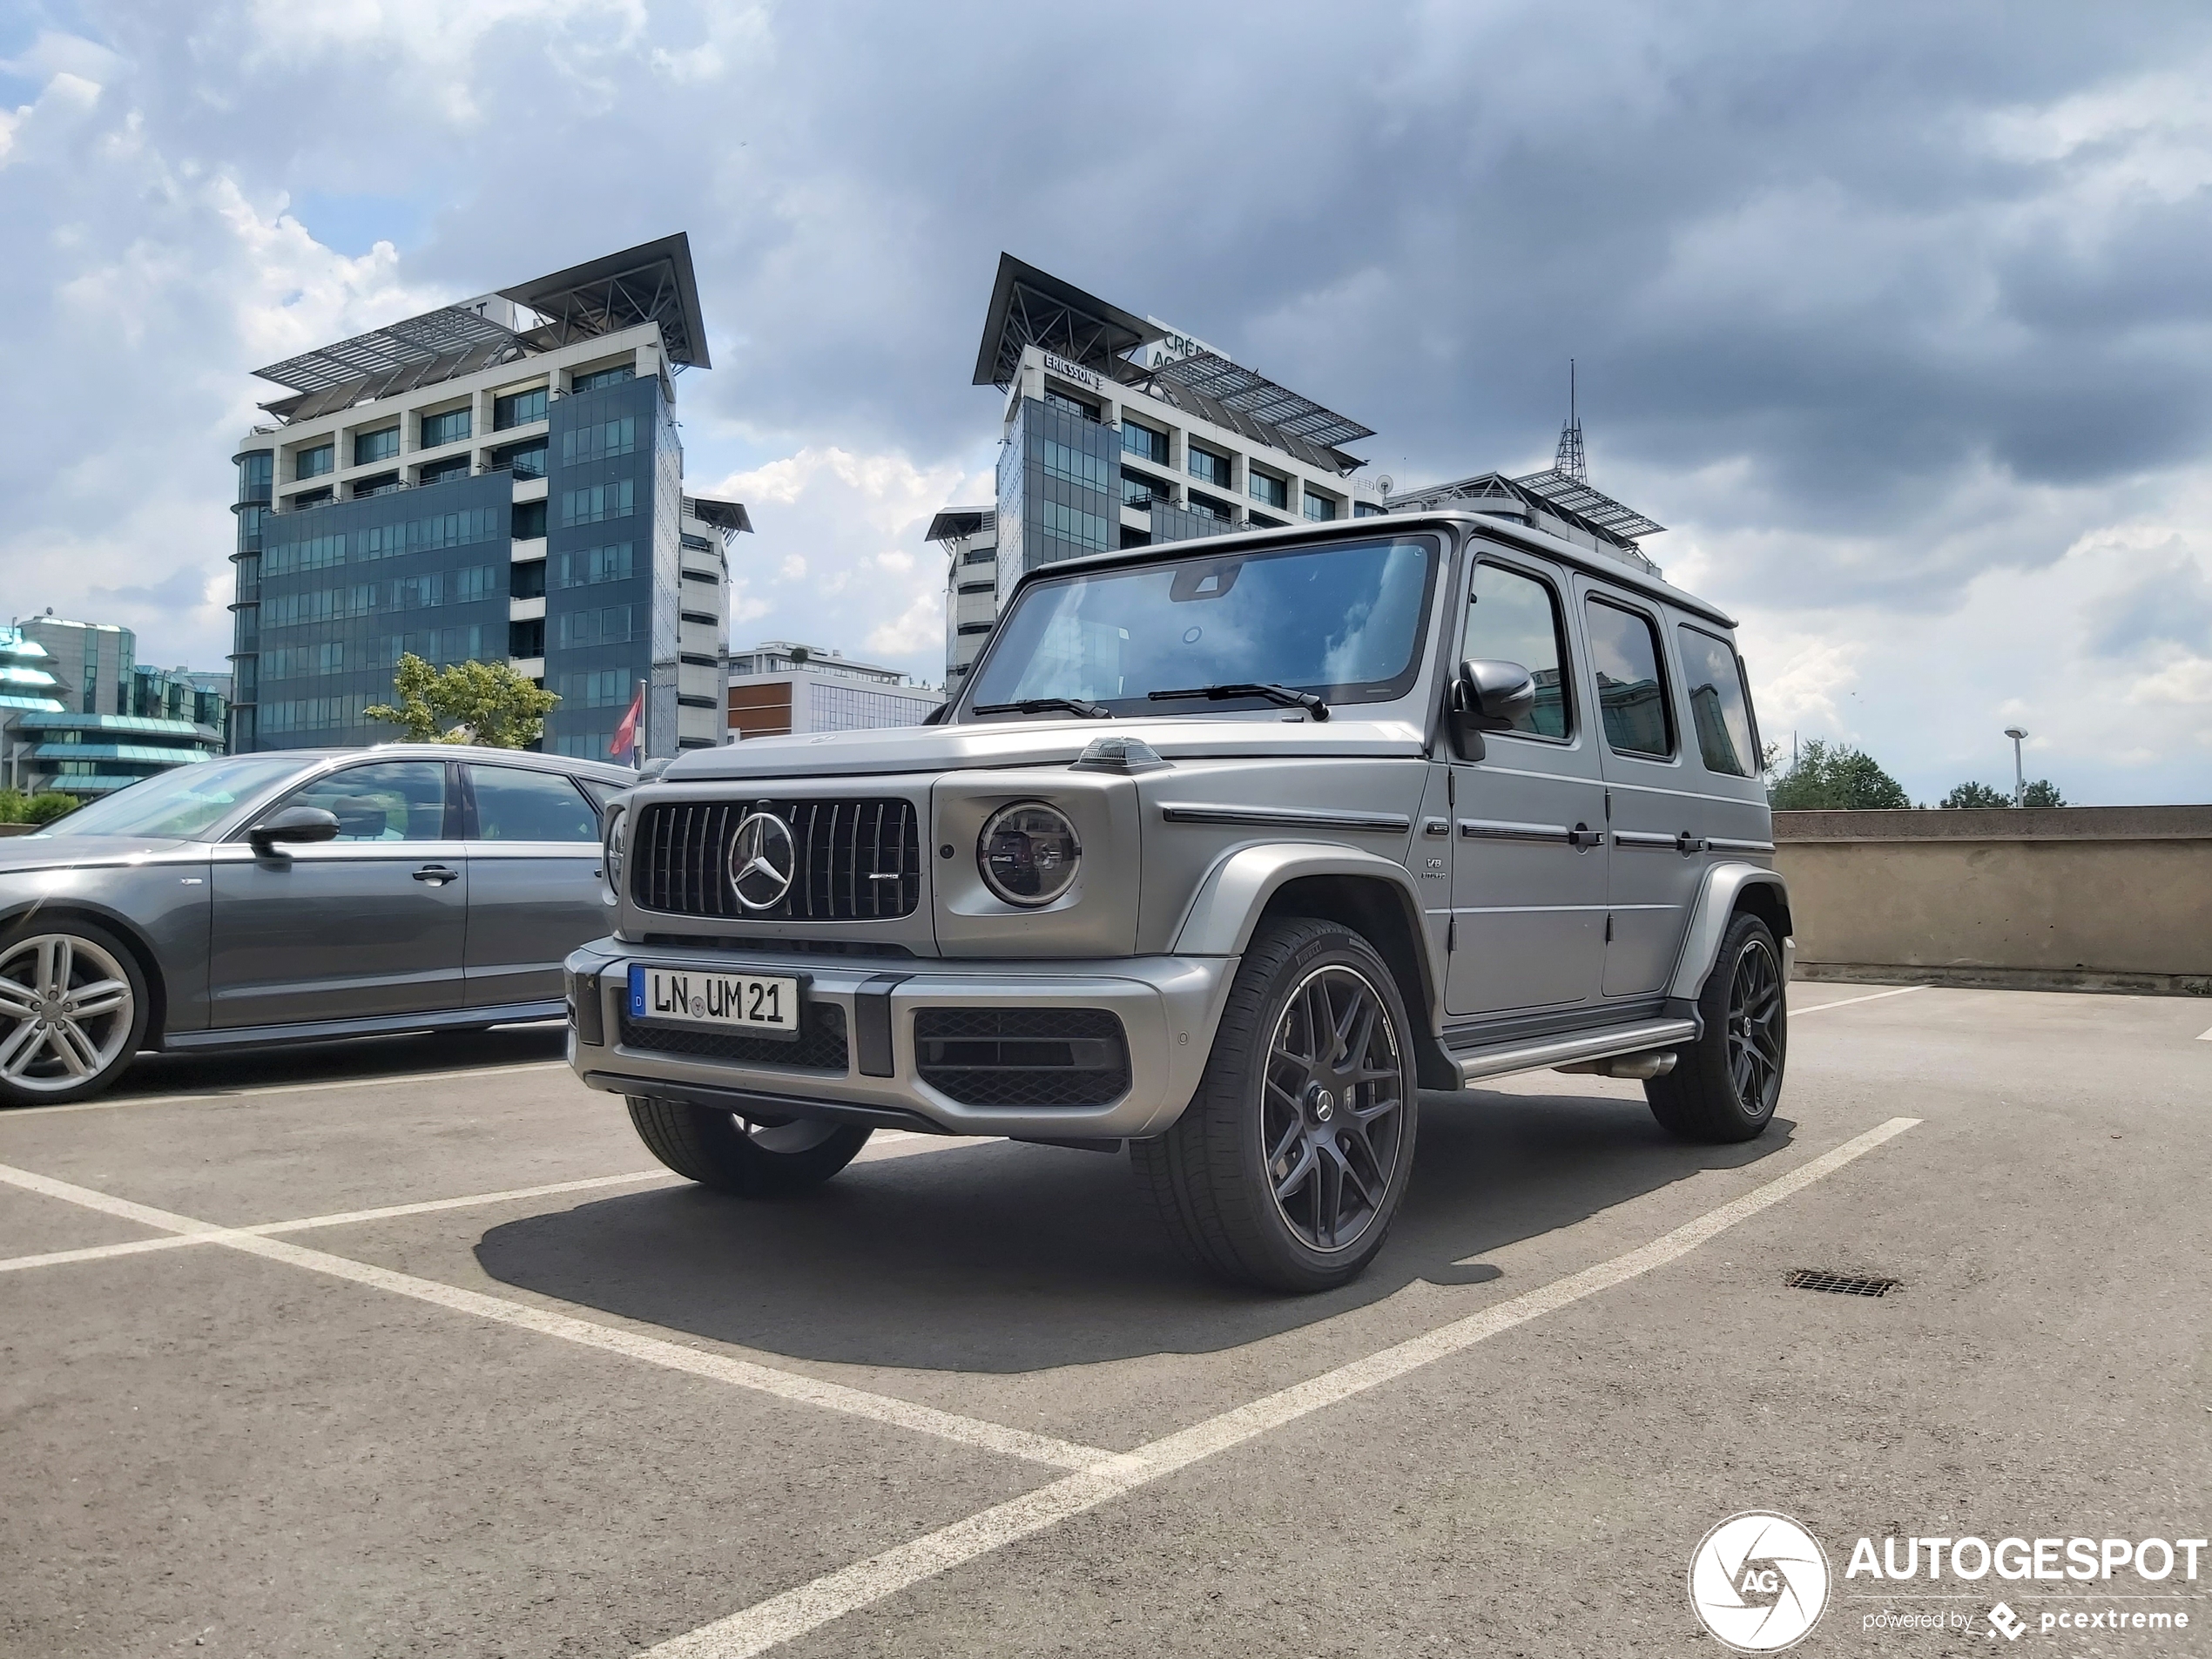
[2004, 726, 2027, 806]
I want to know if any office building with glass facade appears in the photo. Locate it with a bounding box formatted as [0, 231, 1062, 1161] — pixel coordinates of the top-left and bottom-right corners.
[0, 617, 226, 796]
[935, 255, 1390, 685]
[229, 234, 749, 760]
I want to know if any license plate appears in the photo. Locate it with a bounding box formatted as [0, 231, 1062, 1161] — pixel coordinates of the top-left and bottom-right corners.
[629, 965, 801, 1039]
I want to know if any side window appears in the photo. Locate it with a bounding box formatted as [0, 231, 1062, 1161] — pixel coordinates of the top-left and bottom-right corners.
[1582, 597, 1675, 759]
[280, 762, 449, 842]
[1677, 625, 1759, 778]
[469, 765, 599, 842]
[1459, 561, 1571, 739]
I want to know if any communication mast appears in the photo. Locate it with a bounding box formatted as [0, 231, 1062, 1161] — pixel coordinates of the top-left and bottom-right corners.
[1554, 359, 1588, 482]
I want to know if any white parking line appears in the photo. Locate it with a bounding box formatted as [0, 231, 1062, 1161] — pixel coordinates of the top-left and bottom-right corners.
[2197, 1025, 2212, 1042]
[1, 1060, 571, 1118]
[637, 1116, 1924, 1659]
[1792, 984, 1928, 1015]
[0, 1157, 1109, 1472]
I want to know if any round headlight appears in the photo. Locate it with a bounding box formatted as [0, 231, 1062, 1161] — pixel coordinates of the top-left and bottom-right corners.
[602, 803, 627, 894]
[977, 801, 1082, 907]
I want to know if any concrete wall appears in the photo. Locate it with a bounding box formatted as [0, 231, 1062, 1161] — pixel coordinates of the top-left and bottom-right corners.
[1772, 806, 2212, 995]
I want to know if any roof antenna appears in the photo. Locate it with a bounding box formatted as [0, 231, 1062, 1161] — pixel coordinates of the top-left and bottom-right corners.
[1554, 359, 1587, 482]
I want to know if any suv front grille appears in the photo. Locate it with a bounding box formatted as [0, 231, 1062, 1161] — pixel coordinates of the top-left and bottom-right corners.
[914, 1008, 1130, 1108]
[618, 1001, 849, 1071]
[632, 799, 921, 921]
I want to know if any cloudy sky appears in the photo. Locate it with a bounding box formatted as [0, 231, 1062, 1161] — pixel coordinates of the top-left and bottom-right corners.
[3, 0, 2209, 804]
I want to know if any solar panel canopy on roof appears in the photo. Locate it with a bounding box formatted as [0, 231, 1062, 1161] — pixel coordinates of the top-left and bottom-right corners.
[1145, 351, 1375, 450]
[252, 307, 524, 394]
[1512, 468, 1667, 540]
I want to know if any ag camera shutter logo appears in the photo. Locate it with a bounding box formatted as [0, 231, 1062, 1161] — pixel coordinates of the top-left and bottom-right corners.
[1689, 1511, 1832, 1651]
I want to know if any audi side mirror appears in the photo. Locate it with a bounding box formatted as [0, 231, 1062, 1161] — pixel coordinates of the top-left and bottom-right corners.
[1459, 659, 1536, 730]
[246, 805, 340, 856]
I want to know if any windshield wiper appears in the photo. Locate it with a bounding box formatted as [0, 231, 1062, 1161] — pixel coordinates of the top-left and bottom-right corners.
[1147, 683, 1331, 721]
[971, 698, 1112, 719]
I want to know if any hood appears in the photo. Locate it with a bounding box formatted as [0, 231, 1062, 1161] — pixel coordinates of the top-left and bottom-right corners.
[0, 835, 206, 877]
[664, 714, 1429, 781]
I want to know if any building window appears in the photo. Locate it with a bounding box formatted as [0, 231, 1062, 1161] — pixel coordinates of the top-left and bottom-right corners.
[556, 542, 635, 587]
[1188, 445, 1232, 489]
[420, 408, 471, 448]
[512, 500, 547, 540]
[1123, 470, 1170, 508]
[237, 452, 273, 504]
[559, 668, 636, 708]
[295, 444, 334, 481]
[1042, 438, 1111, 492]
[509, 618, 545, 658]
[1248, 470, 1288, 510]
[961, 546, 995, 565]
[556, 603, 647, 649]
[354, 427, 400, 466]
[510, 559, 546, 600]
[291, 486, 334, 508]
[1184, 491, 1231, 522]
[561, 480, 635, 526]
[1249, 512, 1287, 529]
[956, 623, 993, 636]
[418, 455, 471, 486]
[455, 564, 501, 604]
[489, 438, 548, 479]
[570, 364, 634, 392]
[1044, 387, 1100, 421]
[493, 387, 548, 429]
[350, 473, 401, 499]
[561, 415, 638, 466]
[1303, 489, 1337, 522]
[1120, 527, 1152, 550]
[1353, 501, 1386, 518]
[957, 580, 995, 595]
[1121, 419, 1170, 465]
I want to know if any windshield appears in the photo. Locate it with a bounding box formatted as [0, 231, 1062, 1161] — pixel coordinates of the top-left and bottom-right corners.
[965, 535, 1440, 718]
[30, 755, 305, 840]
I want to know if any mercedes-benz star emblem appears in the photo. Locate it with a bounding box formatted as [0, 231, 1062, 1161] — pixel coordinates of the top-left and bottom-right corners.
[729, 811, 797, 911]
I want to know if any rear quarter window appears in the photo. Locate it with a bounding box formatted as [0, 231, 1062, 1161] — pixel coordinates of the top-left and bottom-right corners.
[1676, 625, 1760, 778]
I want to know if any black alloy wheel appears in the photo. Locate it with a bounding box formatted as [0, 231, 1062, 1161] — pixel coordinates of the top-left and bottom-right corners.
[1646, 910, 1788, 1143]
[1262, 964, 1409, 1254]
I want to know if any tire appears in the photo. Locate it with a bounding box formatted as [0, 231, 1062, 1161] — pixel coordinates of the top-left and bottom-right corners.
[1646, 910, 1787, 1143]
[625, 1096, 873, 1196]
[1132, 916, 1420, 1293]
[0, 919, 151, 1108]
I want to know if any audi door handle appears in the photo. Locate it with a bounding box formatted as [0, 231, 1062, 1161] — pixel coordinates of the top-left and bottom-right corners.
[412, 865, 458, 884]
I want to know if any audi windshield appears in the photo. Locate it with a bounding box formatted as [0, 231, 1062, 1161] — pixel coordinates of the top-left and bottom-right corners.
[962, 534, 1440, 718]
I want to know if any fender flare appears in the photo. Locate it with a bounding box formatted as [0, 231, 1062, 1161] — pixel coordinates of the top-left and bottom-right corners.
[1666, 861, 1794, 1005]
[1170, 842, 1445, 1015]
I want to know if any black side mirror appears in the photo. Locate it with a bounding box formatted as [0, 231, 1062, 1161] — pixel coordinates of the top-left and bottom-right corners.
[247, 805, 340, 856]
[1459, 659, 1536, 730]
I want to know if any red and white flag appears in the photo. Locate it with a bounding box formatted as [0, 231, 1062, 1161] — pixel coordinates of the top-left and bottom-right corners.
[610, 685, 644, 764]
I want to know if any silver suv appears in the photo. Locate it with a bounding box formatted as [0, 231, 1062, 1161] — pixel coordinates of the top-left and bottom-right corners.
[567, 512, 1790, 1291]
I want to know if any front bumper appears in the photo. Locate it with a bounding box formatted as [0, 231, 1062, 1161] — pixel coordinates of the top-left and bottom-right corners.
[563, 939, 1239, 1141]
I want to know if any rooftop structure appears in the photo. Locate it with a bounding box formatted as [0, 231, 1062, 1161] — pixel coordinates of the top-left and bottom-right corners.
[229, 235, 743, 760]
[1383, 470, 1664, 572]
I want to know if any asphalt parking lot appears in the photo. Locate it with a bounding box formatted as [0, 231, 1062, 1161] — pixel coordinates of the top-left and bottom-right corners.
[3, 985, 2207, 1659]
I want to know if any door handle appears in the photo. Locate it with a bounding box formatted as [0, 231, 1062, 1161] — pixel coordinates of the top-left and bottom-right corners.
[412, 865, 459, 884]
[1674, 831, 1707, 855]
[1567, 825, 1604, 851]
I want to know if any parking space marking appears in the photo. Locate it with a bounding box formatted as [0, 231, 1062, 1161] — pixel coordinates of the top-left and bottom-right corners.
[1791, 984, 1927, 1015]
[639, 1116, 1924, 1659]
[2197, 1025, 2211, 1042]
[0, 1158, 1112, 1472]
[0, 1060, 570, 1118]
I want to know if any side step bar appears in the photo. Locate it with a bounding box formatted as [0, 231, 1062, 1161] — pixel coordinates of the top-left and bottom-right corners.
[1450, 1017, 1699, 1086]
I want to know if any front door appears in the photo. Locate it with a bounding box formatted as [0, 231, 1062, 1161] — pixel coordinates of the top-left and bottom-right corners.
[1447, 552, 1608, 1017]
[208, 759, 468, 1028]
[461, 761, 606, 1008]
[1578, 587, 1705, 998]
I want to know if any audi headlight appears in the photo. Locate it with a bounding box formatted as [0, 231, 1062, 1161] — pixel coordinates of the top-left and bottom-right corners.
[977, 801, 1082, 907]
[601, 803, 627, 896]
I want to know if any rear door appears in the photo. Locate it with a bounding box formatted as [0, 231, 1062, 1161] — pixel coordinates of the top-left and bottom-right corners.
[1446, 550, 1608, 1016]
[461, 762, 605, 1008]
[1576, 586, 1705, 998]
[208, 759, 467, 1028]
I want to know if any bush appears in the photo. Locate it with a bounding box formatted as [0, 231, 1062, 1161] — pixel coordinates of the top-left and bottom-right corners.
[0, 788, 24, 825]
[24, 792, 80, 826]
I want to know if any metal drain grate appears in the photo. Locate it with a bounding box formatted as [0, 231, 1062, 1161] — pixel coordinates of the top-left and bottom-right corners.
[1787, 1269, 1900, 1298]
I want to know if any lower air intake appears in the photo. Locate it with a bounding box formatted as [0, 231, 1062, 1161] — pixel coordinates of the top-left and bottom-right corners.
[914, 1008, 1130, 1108]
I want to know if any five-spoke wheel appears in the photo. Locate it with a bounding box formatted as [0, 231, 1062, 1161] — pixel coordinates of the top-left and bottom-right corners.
[0, 925, 148, 1106]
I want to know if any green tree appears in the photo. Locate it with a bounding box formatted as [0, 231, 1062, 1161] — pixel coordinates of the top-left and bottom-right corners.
[366, 653, 560, 750]
[2020, 779, 2067, 807]
[1940, 781, 2011, 809]
[1767, 738, 1911, 810]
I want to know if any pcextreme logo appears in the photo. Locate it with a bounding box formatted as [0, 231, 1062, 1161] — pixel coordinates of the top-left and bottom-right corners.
[1689, 1511, 1833, 1652]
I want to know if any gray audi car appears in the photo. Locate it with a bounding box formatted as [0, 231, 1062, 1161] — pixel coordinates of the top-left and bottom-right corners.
[0, 745, 636, 1106]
